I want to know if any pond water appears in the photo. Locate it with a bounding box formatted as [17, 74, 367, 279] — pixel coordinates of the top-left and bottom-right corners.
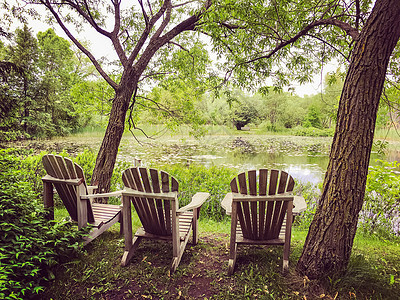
[20, 132, 399, 185]
[114, 134, 400, 185]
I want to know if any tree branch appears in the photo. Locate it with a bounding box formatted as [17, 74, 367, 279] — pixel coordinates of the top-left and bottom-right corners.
[151, 0, 172, 41]
[127, 0, 170, 66]
[172, 0, 198, 9]
[157, 0, 212, 45]
[59, 0, 112, 37]
[138, 0, 149, 24]
[306, 33, 350, 62]
[355, 0, 361, 30]
[147, 0, 153, 16]
[40, 0, 118, 89]
[139, 71, 172, 81]
[110, 0, 128, 67]
[167, 41, 195, 67]
[135, 95, 176, 117]
[243, 17, 358, 65]
[133, 0, 212, 73]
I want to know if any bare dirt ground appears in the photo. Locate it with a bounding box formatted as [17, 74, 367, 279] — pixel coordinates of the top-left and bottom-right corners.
[91, 233, 328, 300]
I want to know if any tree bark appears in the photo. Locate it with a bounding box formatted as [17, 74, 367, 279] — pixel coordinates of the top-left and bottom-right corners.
[91, 68, 138, 196]
[296, 0, 400, 279]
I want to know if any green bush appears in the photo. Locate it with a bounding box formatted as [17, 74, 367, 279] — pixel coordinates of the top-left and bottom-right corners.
[0, 130, 31, 142]
[0, 149, 85, 299]
[257, 120, 287, 132]
[293, 181, 321, 229]
[292, 126, 335, 137]
[156, 164, 238, 221]
[360, 159, 400, 239]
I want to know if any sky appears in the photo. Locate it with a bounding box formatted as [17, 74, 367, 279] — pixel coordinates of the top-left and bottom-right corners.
[292, 62, 339, 97]
[5, 4, 339, 98]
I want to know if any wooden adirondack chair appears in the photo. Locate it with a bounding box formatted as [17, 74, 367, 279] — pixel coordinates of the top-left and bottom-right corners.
[225, 169, 295, 275]
[120, 167, 210, 273]
[42, 154, 122, 245]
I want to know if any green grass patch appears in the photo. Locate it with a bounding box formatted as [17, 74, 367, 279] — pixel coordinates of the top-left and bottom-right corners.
[374, 128, 400, 141]
[39, 209, 400, 299]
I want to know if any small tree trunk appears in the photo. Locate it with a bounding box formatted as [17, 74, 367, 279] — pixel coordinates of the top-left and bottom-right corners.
[91, 73, 138, 200]
[296, 0, 400, 279]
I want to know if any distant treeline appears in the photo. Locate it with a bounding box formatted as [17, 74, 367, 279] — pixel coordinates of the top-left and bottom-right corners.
[0, 27, 394, 142]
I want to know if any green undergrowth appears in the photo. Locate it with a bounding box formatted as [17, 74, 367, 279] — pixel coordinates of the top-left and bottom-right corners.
[0, 149, 87, 299]
[38, 220, 400, 300]
[154, 163, 237, 221]
[3, 147, 400, 299]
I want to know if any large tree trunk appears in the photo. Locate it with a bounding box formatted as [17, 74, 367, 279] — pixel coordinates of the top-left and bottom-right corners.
[91, 70, 138, 197]
[88, 17, 204, 196]
[296, 0, 400, 279]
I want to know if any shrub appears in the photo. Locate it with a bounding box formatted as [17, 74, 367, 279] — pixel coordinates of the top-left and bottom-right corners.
[292, 126, 334, 137]
[257, 120, 287, 132]
[0, 149, 85, 299]
[360, 159, 400, 239]
[155, 164, 238, 221]
[0, 130, 31, 142]
[293, 181, 321, 229]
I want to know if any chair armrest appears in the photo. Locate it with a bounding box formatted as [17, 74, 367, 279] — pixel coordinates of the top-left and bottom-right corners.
[293, 196, 307, 214]
[87, 185, 98, 194]
[221, 193, 233, 216]
[177, 192, 210, 214]
[42, 175, 84, 186]
[81, 190, 122, 200]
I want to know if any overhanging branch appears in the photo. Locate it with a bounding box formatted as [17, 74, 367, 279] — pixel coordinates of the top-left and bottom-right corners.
[243, 17, 359, 65]
[40, 0, 118, 89]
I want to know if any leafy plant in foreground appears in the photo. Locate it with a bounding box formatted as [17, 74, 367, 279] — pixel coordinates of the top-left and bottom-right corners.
[0, 149, 85, 299]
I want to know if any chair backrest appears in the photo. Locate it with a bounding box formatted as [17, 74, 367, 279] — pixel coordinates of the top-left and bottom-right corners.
[42, 154, 94, 222]
[230, 169, 294, 240]
[122, 167, 179, 236]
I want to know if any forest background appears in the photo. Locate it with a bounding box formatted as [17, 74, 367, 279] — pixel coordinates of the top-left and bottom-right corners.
[2, 26, 393, 142]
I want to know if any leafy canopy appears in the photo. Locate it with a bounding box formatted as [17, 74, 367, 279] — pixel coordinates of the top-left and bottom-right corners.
[201, 0, 372, 90]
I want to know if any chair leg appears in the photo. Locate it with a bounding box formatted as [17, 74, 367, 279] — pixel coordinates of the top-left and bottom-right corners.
[282, 241, 290, 272]
[121, 236, 142, 267]
[227, 243, 237, 275]
[43, 181, 54, 220]
[170, 228, 191, 274]
[119, 213, 123, 236]
[228, 203, 238, 275]
[170, 257, 179, 274]
[282, 259, 289, 272]
[192, 208, 199, 245]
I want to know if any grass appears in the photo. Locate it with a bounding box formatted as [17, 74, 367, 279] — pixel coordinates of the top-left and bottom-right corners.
[41, 211, 400, 300]
[374, 128, 400, 141]
[72, 124, 400, 142]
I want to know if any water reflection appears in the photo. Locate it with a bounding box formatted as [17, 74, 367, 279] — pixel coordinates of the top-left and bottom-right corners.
[191, 151, 329, 185]
[117, 136, 398, 186]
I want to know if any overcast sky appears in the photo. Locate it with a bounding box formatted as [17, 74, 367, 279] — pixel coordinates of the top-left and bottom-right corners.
[6, 6, 339, 97]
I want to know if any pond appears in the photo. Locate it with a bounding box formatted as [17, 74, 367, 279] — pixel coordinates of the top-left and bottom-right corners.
[15, 132, 399, 185]
[115, 134, 399, 185]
